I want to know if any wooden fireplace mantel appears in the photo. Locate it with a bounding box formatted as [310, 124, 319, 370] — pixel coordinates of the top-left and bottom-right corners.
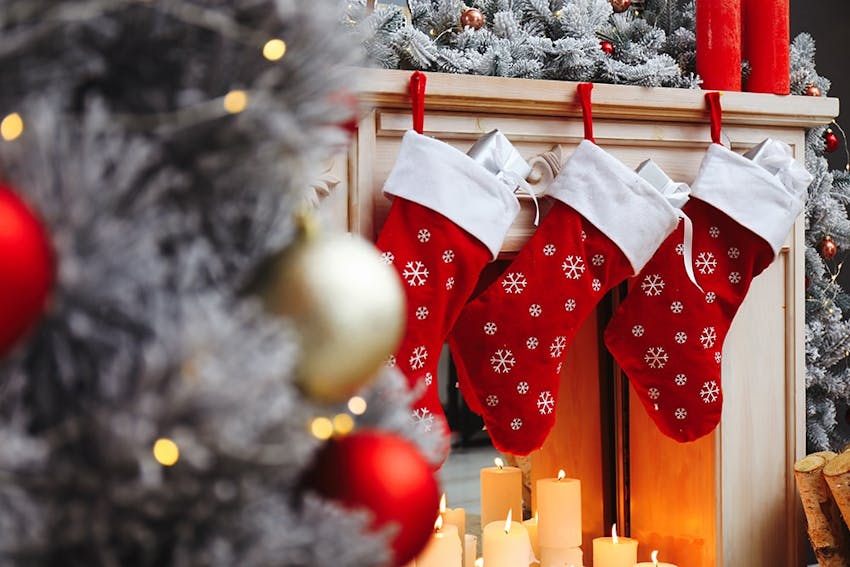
[321, 68, 839, 566]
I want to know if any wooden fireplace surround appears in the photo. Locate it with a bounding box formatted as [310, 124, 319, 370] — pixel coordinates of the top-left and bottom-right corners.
[316, 68, 839, 566]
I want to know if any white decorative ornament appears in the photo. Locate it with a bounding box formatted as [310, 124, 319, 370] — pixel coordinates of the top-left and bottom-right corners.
[526, 337, 539, 350]
[644, 346, 669, 369]
[674, 373, 687, 386]
[670, 301, 684, 314]
[674, 408, 687, 420]
[632, 325, 645, 337]
[543, 244, 556, 256]
[564, 298, 577, 312]
[537, 391, 555, 415]
[529, 303, 542, 317]
[699, 326, 717, 349]
[549, 336, 567, 358]
[502, 272, 528, 294]
[674, 331, 687, 344]
[409, 345, 428, 370]
[517, 381, 530, 394]
[490, 349, 516, 374]
[415, 306, 429, 320]
[483, 321, 498, 335]
[417, 228, 431, 243]
[729, 272, 742, 284]
[700, 380, 720, 403]
[695, 251, 717, 275]
[442, 249, 455, 263]
[641, 274, 665, 296]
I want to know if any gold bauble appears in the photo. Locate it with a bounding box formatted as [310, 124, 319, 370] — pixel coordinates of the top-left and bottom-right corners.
[260, 226, 405, 403]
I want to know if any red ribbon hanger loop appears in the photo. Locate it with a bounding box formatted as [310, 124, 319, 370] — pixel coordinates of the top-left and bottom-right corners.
[409, 71, 427, 134]
[705, 91, 722, 145]
[577, 82, 595, 144]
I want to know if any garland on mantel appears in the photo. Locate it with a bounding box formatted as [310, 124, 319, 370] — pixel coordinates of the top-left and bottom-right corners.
[348, 0, 850, 452]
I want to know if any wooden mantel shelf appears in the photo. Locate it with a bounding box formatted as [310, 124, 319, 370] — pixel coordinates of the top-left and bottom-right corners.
[355, 67, 839, 128]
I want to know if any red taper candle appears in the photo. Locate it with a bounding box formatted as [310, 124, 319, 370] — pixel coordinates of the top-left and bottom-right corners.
[696, 0, 742, 91]
[742, 0, 790, 94]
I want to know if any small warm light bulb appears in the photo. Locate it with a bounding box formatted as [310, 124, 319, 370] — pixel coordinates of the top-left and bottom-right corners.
[262, 38, 287, 61]
[1, 112, 23, 141]
[332, 413, 354, 435]
[495, 457, 504, 469]
[153, 438, 180, 466]
[439, 493, 447, 514]
[504, 508, 513, 534]
[223, 90, 249, 114]
[310, 417, 334, 440]
[553, 10, 562, 17]
[347, 396, 367, 415]
[612, 523, 619, 544]
[651, 550, 659, 566]
[557, 469, 566, 481]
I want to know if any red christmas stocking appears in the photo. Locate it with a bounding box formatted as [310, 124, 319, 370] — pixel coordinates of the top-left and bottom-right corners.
[448, 140, 680, 455]
[604, 140, 810, 442]
[376, 131, 520, 452]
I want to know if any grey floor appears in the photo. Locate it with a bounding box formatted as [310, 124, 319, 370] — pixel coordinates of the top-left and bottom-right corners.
[438, 445, 496, 515]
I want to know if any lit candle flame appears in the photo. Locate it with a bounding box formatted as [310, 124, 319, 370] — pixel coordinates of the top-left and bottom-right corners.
[434, 515, 443, 532]
[557, 469, 566, 481]
[504, 508, 512, 534]
[440, 493, 447, 514]
[474, 559, 484, 567]
[612, 523, 619, 544]
[495, 457, 504, 469]
[651, 550, 659, 566]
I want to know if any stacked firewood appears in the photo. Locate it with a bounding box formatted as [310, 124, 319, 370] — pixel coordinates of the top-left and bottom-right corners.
[795, 451, 850, 565]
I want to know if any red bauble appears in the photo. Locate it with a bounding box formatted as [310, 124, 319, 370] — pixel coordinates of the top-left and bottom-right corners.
[460, 7, 485, 30]
[820, 236, 838, 260]
[825, 129, 840, 153]
[601, 40, 614, 54]
[0, 184, 53, 357]
[611, 0, 631, 12]
[805, 84, 822, 97]
[305, 430, 440, 566]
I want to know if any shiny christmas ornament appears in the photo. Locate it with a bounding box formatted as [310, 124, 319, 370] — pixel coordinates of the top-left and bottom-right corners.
[305, 430, 441, 566]
[825, 129, 840, 153]
[0, 183, 54, 357]
[820, 236, 838, 260]
[601, 40, 614, 54]
[805, 83, 822, 97]
[257, 215, 405, 403]
[610, 0, 631, 12]
[460, 7, 485, 30]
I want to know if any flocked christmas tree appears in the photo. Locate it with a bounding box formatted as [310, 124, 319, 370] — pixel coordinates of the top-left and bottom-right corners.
[0, 1, 444, 565]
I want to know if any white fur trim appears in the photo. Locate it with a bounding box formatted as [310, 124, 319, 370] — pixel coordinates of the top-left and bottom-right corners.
[690, 143, 806, 256]
[546, 140, 679, 274]
[383, 131, 520, 260]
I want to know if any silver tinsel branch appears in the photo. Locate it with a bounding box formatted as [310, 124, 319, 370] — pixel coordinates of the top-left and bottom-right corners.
[0, 0, 442, 565]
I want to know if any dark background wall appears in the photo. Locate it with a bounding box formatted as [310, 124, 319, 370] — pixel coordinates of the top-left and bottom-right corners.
[791, 0, 848, 169]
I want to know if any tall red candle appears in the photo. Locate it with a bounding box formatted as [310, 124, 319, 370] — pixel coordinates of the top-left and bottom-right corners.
[696, 0, 742, 91]
[743, 0, 790, 94]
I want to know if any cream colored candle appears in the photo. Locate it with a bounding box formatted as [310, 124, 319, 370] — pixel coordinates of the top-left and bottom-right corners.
[523, 513, 539, 564]
[634, 549, 678, 567]
[417, 517, 462, 567]
[440, 494, 467, 566]
[482, 510, 534, 567]
[540, 545, 583, 567]
[480, 457, 522, 528]
[593, 525, 638, 567]
[464, 534, 477, 567]
[537, 469, 582, 549]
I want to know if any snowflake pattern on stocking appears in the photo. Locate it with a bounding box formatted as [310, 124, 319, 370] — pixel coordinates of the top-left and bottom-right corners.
[529, 304, 542, 317]
[700, 380, 720, 403]
[632, 325, 645, 337]
[412, 407, 434, 432]
[386, 354, 396, 367]
[591, 278, 602, 292]
[674, 408, 687, 420]
[641, 274, 665, 296]
[511, 418, 523, 430]
[381, 251, 394, 265]
[564, 299, 577, 312]
[424, 373, 433, 386]
[442, 249, 455, 263]
[446, 277, 455, 290]
[562, 256, 586, 279]
[537, 391, 555, 415]
[543, 244, 556, 256]
[409, 345, 428, 370]
[644, 346, 668, 369]
[675, 243, 685, 256]
[490, 349, 516, 374]
[502, 272, 528, 294]
[695, 252, 717, 275]
[592, 254, 606, 266]
[709, 226, 720, 238]
[415, 306, 429, 320]
[483, 322, 498, 335]
[549, 336, 566, 358]
[648, 387, 660, 400]
[526, 337, 539, 350]
[705, 291, 717, 303]
[517, 381, 529, 394]
[727, 247, 740, 259]
[670, 301, 683, 314]
[402, 261, 429, 286]
[728, 272, 741, 284]
[417, 229, 431, 242]
[674, 331, 688, 344]
[674, 373, 687, 386]
[486, 394, 499, 407]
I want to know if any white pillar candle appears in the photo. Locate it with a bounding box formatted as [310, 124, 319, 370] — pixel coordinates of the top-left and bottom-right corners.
[523, 513, 539, 564]
[634, 549, 678, 567]
[482, 510, 533, 567]
[480, 458, 523, 529]
[540, 545, 583, 567]
[537, 469, 582, 549]
[464, 534, 477, 567]
[417, 518, 462, 567]
[440, 495, 467, 566]
[593, 525, 638, 567]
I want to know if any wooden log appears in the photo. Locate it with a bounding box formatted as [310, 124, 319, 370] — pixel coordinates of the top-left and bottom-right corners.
[802, 450, 850, 565]
[797, 451, 848, 565]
